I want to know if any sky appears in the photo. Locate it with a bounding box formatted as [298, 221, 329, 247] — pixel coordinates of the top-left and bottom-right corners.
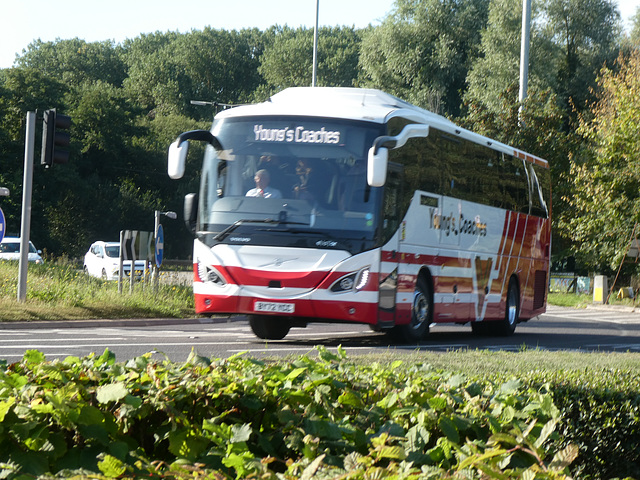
[0, 0, 638, 69]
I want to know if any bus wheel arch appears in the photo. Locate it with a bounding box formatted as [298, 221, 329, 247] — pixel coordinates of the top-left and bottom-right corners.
[472, 274, 520, 336]
[392, 269, 433, 342]
[249, 315, 291, 340]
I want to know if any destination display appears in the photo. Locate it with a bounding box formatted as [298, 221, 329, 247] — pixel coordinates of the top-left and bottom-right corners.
[253, 124, 341, 145]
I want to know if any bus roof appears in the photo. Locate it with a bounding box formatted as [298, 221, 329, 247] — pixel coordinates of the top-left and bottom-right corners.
[217, 87, 548, 168]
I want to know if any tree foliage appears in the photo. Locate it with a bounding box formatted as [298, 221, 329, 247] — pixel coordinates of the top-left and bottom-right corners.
[464, 0, 558, 114]
[559, 50, 640, 270]
[542, 0, 621, 119]
[359, 0, 489, 116]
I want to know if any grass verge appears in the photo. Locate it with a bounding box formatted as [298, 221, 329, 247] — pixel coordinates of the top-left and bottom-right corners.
[0, 259, 194, 321]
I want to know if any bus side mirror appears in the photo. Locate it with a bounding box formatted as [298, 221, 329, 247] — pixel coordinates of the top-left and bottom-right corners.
[367, 146, 388, 187]
[168, 139, 188, 179]
[168, 129, 222, 180]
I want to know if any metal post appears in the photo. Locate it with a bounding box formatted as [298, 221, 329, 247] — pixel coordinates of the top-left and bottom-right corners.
[312, 0, 319, 87]
[518, 0, 532, 122]
[118, 230, 124, 293]
[17, 112, 36, 302]
[153, 210, 160, 289]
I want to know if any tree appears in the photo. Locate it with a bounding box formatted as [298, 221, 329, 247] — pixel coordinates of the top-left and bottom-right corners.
[464, 0, 558, 114]
[258, 26, 362, 96]
[558, 51, 640, 270]
[123, 29, 266, 120]
[542, 0, 621, 119]
[358, 0, 490, 116]
[15, 38, 127, 88]
[631, 7, 640, 46]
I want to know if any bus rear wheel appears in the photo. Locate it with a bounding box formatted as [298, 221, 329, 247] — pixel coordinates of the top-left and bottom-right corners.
[249, 315, 291, 340]
[474, 278, 519, 336]
[392, 276, 431, 342]
[501, 278, 520, 336]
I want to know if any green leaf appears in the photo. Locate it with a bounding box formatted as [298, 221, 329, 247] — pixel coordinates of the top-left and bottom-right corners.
[500, 379, 521, 395]
[98, 453, 126, 477]
[534, 419, 557, 448]
[447, 373, 466, 388]
[300, 454, 326, 480]
[168, 430, 209, 460]
[77, 405, 104, 425]
[285, 367, 307, 381]
[96, 382, 128, 404]
[95, 348, 116, 366]
[549, 443, 579, 470]
[428, 396, 448, 411]
[377, 445, 407, 460]
[338, 390, 365, 408]
[230, 423, 252, 443]
[23, 350, 46, 365]
[438, 416, 460, 443]
[0, 397, 16, 421]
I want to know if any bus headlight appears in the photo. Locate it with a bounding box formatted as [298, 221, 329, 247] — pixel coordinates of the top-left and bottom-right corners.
[330, 267, 370, 293]
[197, 262, 227, 286]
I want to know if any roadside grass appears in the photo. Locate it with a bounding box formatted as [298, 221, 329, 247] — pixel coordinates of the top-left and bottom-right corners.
[0, 259, 194, 321]
[347, 348, 640, 379]
[547, 291, 592, 308]
[1, 259, 637, 322]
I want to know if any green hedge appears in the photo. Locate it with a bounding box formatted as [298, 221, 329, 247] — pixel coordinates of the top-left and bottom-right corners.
[552, 383, 640, 479]
[0, 348, 576, 479]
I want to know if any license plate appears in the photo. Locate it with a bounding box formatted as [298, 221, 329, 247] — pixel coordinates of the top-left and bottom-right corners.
[254, 301, 295, 314]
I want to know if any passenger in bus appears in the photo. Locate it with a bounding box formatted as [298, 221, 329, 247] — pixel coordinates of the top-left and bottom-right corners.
[293, 159, 317, 202]
[246, 169, 282, 198]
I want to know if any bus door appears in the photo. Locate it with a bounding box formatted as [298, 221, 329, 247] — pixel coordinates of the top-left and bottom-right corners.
[437, 196, 470, 320]
[378, 164, 403, 326]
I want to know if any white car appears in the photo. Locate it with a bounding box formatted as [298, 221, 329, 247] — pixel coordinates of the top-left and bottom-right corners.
[0, 236, 44, 264]
[83, 241, 147, 280]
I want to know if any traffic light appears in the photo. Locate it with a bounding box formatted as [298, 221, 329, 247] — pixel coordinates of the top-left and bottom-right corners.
[41, 109, 71, 167]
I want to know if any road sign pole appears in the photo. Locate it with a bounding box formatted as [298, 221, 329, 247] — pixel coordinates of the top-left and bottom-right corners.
[153, 210, 159, 289]
[17, 111, 36, 302]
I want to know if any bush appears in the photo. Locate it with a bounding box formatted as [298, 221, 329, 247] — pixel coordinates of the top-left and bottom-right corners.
[0, 347, 576, 479]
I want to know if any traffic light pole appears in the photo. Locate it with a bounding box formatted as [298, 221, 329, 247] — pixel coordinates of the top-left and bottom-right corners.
[18, 111, 36, 302]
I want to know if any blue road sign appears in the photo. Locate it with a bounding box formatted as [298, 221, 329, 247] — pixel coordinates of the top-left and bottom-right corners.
[155, 224, 164, 267]
[0, 207, 5, 243]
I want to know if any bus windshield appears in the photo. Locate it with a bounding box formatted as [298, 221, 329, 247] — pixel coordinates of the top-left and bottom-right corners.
[198, 116, 385, 254]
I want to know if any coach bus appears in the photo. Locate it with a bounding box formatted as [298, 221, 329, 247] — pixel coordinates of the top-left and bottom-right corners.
[167, 87, 550, 341]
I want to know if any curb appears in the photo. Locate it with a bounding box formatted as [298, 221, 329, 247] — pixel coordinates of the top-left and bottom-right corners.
[584, 304, 640, 314]
[0, 315, 246, 330]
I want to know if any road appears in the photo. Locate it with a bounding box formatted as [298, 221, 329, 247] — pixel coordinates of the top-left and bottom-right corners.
[1, 305, 640, 362]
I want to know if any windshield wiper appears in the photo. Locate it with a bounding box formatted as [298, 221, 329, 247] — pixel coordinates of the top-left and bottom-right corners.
[214, 219, 309, 241]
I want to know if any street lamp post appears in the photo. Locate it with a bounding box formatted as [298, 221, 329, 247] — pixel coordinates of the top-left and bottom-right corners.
[153, 210, 177, 287]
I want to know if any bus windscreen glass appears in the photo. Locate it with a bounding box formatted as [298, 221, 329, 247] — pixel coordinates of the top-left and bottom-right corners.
[198, 117, 385, 253]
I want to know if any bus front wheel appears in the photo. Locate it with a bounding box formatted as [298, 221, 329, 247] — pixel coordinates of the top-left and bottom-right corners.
[392, 276, 432, 342]
[249, 315, 291, 340]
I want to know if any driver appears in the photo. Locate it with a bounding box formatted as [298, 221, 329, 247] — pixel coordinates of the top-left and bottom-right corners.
[246, 169, 282, 198]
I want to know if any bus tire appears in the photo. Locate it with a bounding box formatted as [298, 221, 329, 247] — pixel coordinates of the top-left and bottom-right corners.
[495, 278, 519, 336]
[393, 276, 432, 342]
[249, 315, 291, 340]
[472, 278, 519, 336]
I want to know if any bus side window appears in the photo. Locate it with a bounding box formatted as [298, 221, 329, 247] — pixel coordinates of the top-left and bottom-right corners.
[529, 163, 549, 218]
[501, 154, 529, 213]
